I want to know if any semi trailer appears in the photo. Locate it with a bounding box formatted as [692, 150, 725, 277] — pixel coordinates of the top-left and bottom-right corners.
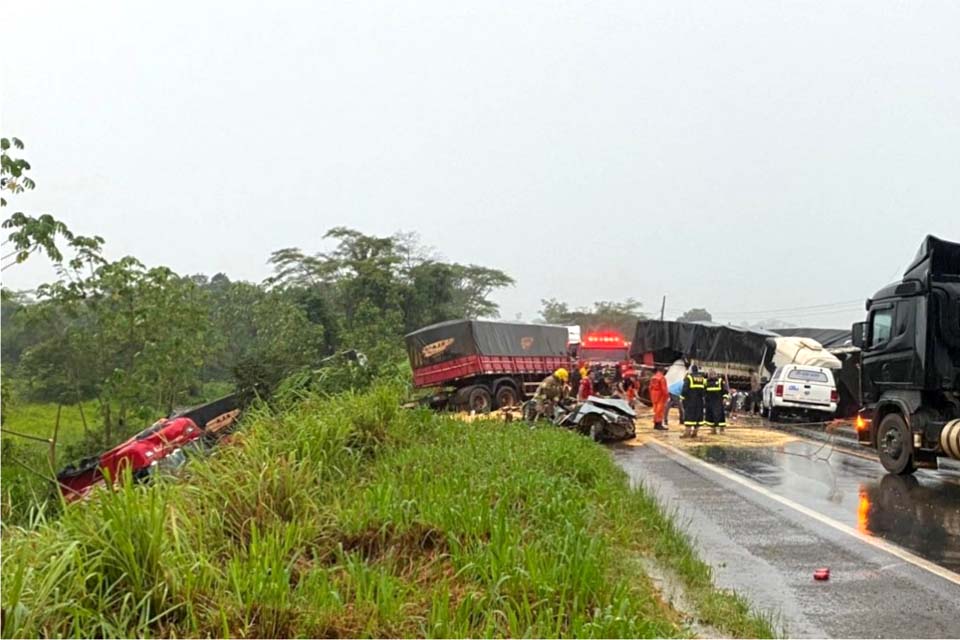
[406, 319, 570, 412]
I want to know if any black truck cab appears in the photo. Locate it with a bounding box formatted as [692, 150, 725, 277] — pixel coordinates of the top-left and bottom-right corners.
[853, 236, 960, 474]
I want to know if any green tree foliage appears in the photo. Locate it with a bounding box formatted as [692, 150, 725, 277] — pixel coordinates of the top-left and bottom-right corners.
[677, 307, 712, 322]
[267, 227, 514, 341]
[539, 298, 647, 336]
[22, 258, 211, 444]
[1, 137, 103, 271]
[200, 275, 329, 394]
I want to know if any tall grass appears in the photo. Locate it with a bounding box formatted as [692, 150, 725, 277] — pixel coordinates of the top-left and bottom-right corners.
[1, 385, 773, 638]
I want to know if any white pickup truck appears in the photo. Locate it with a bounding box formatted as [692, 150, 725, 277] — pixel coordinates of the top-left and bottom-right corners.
[761, 364, 838, 420]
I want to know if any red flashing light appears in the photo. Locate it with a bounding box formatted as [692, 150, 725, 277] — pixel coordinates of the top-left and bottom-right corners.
[775, 384, 784, 398]
[581, 331, 626, 348]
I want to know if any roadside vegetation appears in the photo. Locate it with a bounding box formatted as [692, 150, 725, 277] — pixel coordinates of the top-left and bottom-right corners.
[1, 385, 773, 638]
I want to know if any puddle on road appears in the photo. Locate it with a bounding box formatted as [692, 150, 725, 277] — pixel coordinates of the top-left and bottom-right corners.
[858, 474, 960, 572]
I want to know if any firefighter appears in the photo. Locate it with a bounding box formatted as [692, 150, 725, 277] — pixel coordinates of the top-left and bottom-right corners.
[649, 366, 669, 430]
[704, 370, 730, 434]
[680, 364, 706, 438]
[535, 367, 569, 418]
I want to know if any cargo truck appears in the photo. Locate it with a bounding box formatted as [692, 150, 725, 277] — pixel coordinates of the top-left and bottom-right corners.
[405, 319, 570, 412]
[852, 235, 960, 474]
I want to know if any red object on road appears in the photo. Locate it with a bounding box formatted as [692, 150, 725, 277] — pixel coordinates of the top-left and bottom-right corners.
[814, 568, 830, 581]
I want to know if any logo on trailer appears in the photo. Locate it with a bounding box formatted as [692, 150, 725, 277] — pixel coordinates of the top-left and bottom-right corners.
[520, 337, 535, 350]
[422, 338, 455, 359]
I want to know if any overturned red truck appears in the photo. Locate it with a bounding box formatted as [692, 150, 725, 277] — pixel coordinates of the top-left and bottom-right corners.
[56, 394, 241, 501]
[406, 319, 570, 412]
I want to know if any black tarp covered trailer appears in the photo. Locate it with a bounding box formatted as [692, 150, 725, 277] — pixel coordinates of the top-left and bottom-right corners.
[631, 320, 778, 366]
[405, 320, 570, 409]
[405, 320, 569, 370]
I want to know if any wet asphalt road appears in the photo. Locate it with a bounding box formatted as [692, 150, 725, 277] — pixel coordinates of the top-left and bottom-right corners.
[612, 424, 960, 638]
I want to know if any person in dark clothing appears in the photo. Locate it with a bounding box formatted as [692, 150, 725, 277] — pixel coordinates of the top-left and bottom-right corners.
[680, 364, 707, 438]
[704, 370, 730, 434]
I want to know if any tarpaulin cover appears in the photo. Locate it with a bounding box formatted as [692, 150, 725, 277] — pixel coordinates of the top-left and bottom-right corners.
[631, 320, 778, 365]
[763, 337, 842, 371]
[775, 327, 852, 348]
[405, 320, 569, 369]
[174, 394, 240, 429]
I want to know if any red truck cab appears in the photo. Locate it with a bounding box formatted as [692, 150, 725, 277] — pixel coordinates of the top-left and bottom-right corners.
[58, 416, 202, 502]
[576, 331, 632, 372]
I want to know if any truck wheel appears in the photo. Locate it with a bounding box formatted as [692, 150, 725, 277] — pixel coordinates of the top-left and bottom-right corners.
[468, 386, 493, 414]
[494, 384, 519, 409]
[769, 407, 780, 422]
[877, 413, 916, 475]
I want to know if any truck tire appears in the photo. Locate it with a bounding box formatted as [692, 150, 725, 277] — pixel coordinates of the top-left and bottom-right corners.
[768, 407, 780, 422]
[877, 412, 916, 475]
[467, 386, 493, 414]
[494, 384, 519, 409]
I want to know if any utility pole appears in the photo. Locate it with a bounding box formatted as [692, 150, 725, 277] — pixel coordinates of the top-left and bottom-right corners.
[660, 295, 666, 322]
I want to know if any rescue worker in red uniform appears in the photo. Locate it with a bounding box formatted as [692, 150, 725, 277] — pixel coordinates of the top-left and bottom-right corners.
[649, 367, 669, 431]
[680, 364, 707, 438]
[704, 370, 730, 434]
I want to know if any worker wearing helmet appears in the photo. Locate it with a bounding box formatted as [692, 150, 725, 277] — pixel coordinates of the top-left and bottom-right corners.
[534, 368, 569, 419]
[680, 364, 707, 438]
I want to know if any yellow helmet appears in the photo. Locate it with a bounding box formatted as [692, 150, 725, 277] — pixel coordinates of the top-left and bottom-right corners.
[580, 366, 588, 378]
[554, 368, 569, 382]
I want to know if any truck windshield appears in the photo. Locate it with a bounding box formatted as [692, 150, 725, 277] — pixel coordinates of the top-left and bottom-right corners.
[580, 347, 628, 362]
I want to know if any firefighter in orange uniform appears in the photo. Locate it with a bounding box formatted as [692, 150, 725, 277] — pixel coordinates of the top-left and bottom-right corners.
[649, 366, 669, 431]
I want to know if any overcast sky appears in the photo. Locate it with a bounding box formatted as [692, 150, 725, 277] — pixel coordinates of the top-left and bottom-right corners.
[2, 0, 958, 329]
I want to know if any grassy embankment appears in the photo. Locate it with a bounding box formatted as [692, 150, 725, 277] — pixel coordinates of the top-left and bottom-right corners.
[1, 386, 775, 638]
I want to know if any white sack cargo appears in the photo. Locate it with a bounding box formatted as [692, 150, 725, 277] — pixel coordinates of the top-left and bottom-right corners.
[768, 337, 841, 370]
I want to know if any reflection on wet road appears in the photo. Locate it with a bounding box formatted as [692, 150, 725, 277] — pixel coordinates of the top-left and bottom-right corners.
[683, 435, 960, 573]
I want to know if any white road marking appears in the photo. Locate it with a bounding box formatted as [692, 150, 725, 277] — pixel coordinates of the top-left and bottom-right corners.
[646, 438, 960, 587]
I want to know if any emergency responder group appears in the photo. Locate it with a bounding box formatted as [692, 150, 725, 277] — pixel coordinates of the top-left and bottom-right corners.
[677, 365, 730, 437]
[533, 363, 731, 438]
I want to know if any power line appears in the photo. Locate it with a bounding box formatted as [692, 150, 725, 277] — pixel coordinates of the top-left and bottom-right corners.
[709, 299, 864, 316]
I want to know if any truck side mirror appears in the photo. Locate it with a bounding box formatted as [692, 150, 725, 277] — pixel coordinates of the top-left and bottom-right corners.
[852, 322, 866, 349]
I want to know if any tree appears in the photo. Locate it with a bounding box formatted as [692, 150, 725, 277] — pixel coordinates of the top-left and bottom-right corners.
[677, 308, 712, 322]
[266, 226, 513, 342]
[28, 257, 212, 443]
[201, 278, 329, 392]
[1, 137, 104, 271]
[538, 298, 646, 336]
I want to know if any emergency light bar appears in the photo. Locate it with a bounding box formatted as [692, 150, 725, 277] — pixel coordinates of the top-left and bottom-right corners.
[581, 331, 627, 348]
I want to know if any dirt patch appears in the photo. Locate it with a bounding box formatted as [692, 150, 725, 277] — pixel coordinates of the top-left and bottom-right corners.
[624, 424, 798, 451]
[338, 522, 448, 563]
